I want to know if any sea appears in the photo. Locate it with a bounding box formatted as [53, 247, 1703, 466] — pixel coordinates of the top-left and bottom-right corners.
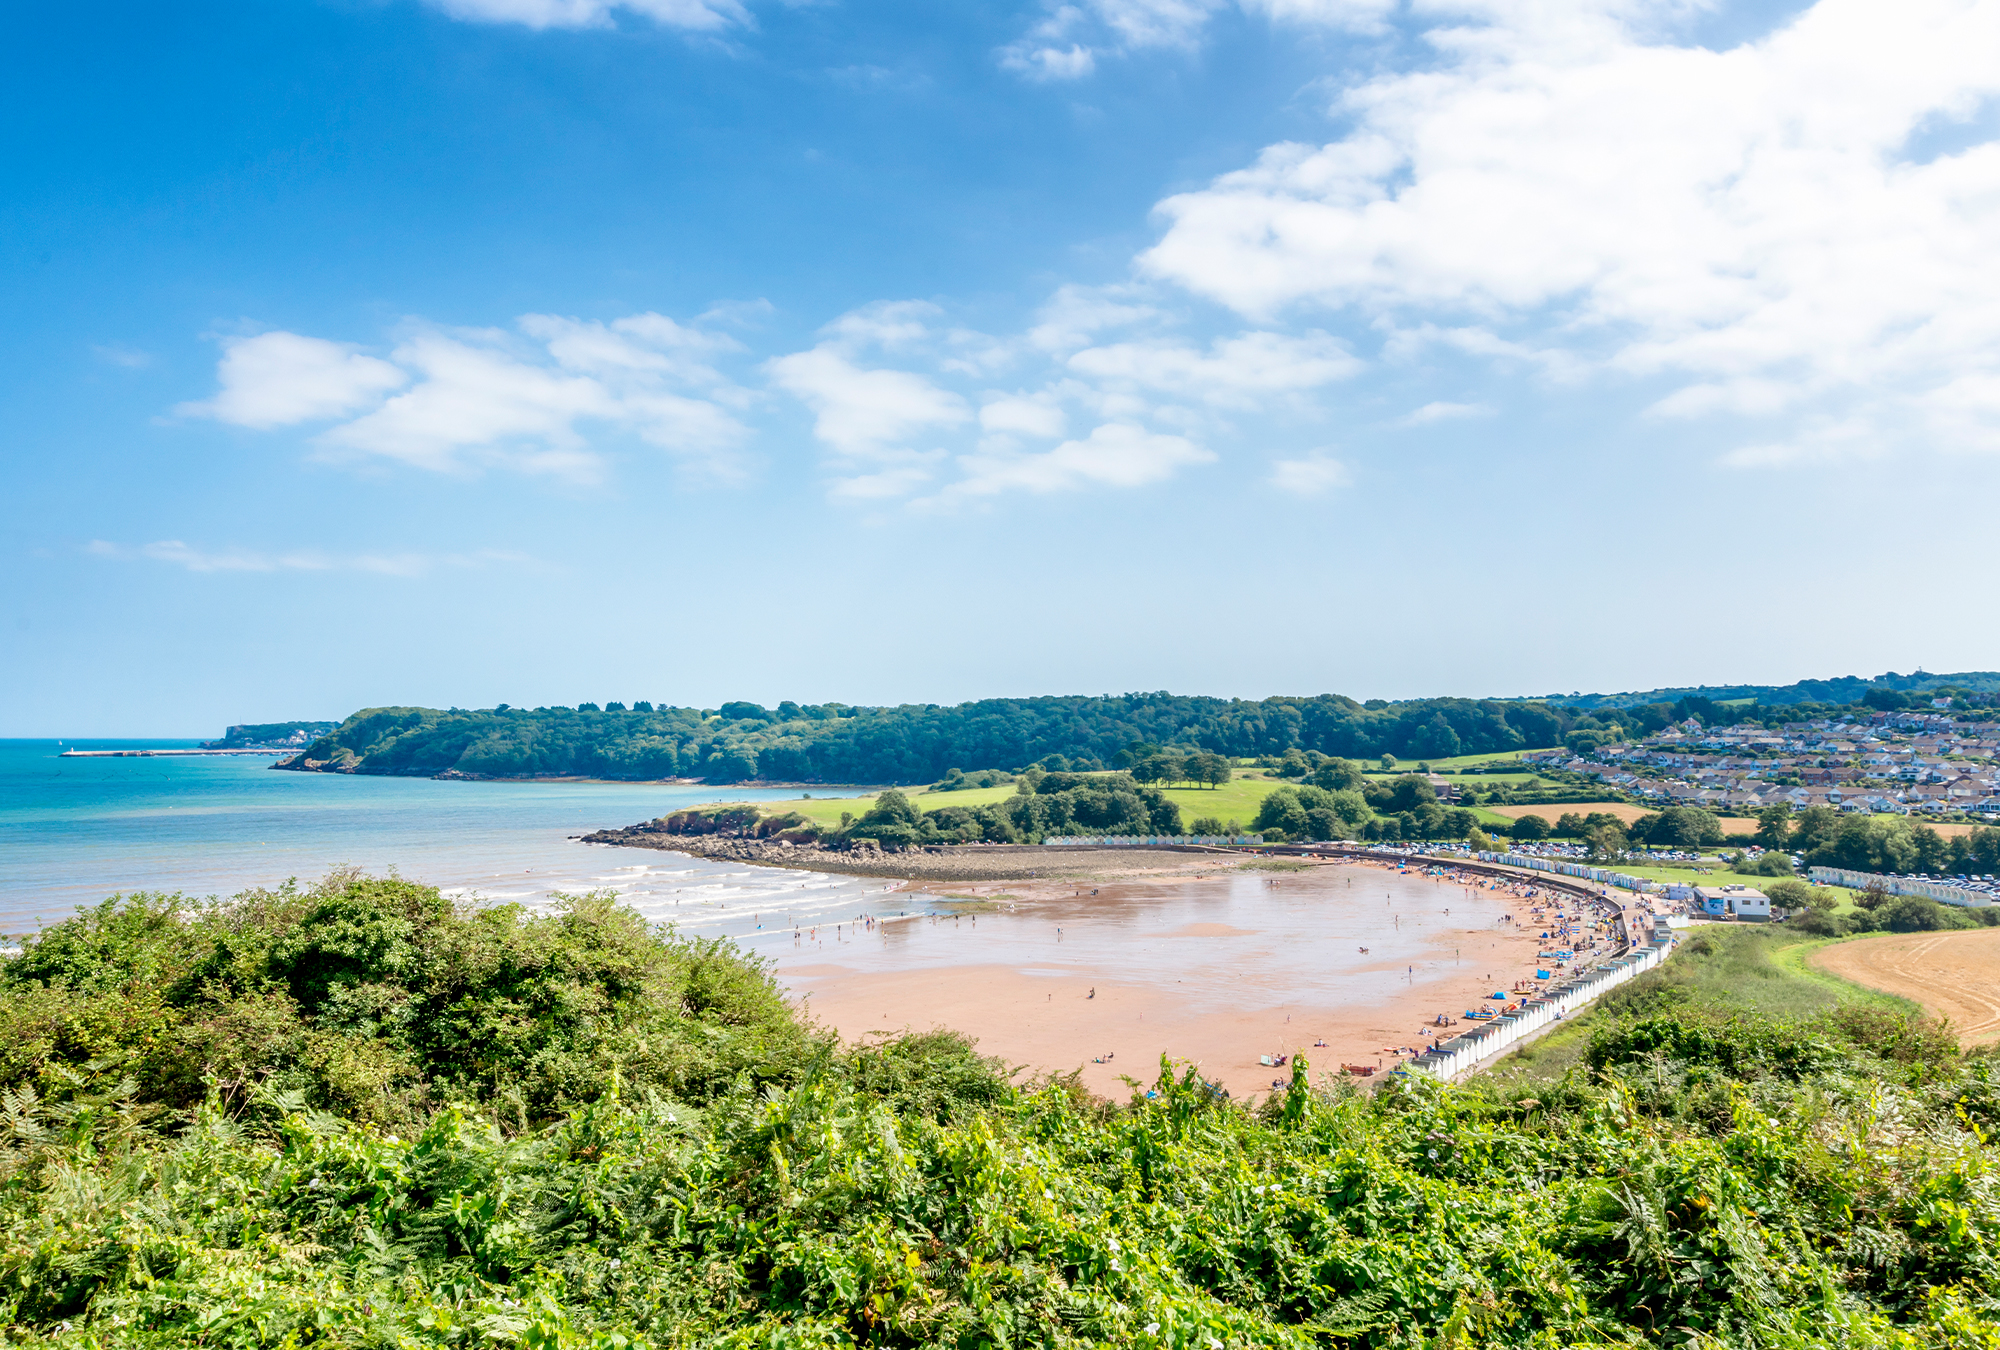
[0, 739, 903, 948]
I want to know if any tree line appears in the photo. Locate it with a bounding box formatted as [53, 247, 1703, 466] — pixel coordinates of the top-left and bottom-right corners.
[279, 691, 1606, 785]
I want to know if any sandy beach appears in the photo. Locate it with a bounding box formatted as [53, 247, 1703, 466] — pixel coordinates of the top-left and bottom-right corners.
[775, 858, 1598, 1098]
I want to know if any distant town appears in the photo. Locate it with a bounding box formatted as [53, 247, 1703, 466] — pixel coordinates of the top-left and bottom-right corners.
[1527, 707, 2000, 822]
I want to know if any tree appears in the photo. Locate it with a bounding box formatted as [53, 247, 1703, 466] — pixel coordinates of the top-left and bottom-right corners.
[1650, 806, 1723, 848]
[1382, 775, 1436, 814]
[1307, 758, 1363, 791]
[1585, 823, 1629, 860]
[1792, 805, 1841, 855]
[1755, 803, 1795, 850]
[1764, 878, 1834, 913]
[1883, 895, 1954, 932]
[1913, 824, 1950, 873]
[1511, 813, 1552, 840]
[1380, 755, 1397, 772]
[1190, 816, 1224, 835]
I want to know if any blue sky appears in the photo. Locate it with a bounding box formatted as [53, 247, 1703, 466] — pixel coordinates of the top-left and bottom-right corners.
[6, 0, 2000, 736]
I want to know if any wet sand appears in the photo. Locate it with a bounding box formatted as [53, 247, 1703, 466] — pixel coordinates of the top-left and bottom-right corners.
[777, 860, 1580, 1098]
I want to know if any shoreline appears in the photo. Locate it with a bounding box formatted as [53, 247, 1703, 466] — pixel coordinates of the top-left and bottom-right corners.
[776, 860, 1565, 1098]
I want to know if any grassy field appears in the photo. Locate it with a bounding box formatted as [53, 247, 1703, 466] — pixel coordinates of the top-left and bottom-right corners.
[1481, 923, 1917, 1089]
[698, 775, 1289, 833]
[680, 764, 1550, 838]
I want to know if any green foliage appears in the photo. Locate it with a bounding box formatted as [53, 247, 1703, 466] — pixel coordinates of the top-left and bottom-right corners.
[3, 881, 2000, 1347]
[287, 693, 1594, 785]
[1632, 806, 1724, 849]
[1509, 813, 1552, 841]
[661, 778, 1187, 845]
[0, 873, 814, 1127]
[1799, 819, 2000, 877]
[1733, 851, 1797, 878]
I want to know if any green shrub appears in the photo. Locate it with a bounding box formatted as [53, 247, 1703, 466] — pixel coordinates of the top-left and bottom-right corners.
[0, 871, 816, 1124]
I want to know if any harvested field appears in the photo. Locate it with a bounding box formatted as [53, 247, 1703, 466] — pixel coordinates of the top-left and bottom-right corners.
[1810, 927, 2000, 1045]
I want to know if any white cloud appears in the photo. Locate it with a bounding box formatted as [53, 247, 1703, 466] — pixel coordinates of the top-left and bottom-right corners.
[178, 332, 407, 429]
[1067, 330, 1361, 405]
[979, 396, 1069, 439]
[87, 539, 530, 577]
[1028, 284, 1162, 353]
[765, 345, 969, 455]
[424, 0, 746, 32]
[1140, 0, 2000, 463]
[1238, 0, 1393, 29]
[931, 422, 1213, 504]
[827, 463, 941, 499]
[1268, 452, 1350, 496]
[1396, 400, 1492, 426]
[1002, 0, 1221, 79]
[181, 314, 750, 479]
[323, 330, 617, 476]
[1002, 0, 1393, 79]
[1004, 42, 1096, 79]
[819, 300, 943, 351]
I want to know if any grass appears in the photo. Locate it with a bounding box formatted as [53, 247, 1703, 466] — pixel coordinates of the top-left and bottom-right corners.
[1481, 923, 1919, 1089]
[685, 775, 1290, 835]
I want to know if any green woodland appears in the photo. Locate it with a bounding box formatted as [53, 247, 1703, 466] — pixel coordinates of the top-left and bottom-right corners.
[278, 695, 1591, 785]
[1, 872, 1998, 1348]
[278, 685, 2000, 787]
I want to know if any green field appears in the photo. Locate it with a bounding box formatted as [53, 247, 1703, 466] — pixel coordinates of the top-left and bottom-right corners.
[679, 764, 1533, 838]
[692, 775, 1286, 833]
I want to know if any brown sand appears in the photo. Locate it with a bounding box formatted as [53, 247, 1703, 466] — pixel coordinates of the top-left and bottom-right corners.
[1810, 927, 2000, 1045]
[782, 861, 1590, 1098]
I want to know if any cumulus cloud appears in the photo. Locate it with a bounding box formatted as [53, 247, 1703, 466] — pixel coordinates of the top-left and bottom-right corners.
[1268, 452, 1350, 496]
[423, 0, 747, 32]
[1028, 284, 1163, 353]
[979, 395, 1069, 439]
[178, 332, 408, 429]
[930, 422, 1213, 505]
[1237, 0, 1392, 28]
[87, 539, 530, 577]
[1395, 400, 1492, 426]
[180, 314, 751, 479]
[1002, 0, 1222, 79]
[1067, 330, 1361, 405]
[1002, 0, 1394, 79]
[1139, 0, 2000, 463]
[765, 346, 969, 456]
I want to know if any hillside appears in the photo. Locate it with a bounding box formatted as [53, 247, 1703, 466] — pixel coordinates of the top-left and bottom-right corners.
[1, 871, 1995, 1348]
[276, 693, 1580, 784]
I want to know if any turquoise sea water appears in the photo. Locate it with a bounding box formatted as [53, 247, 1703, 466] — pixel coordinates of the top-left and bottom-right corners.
[0, 740, 898, 944]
